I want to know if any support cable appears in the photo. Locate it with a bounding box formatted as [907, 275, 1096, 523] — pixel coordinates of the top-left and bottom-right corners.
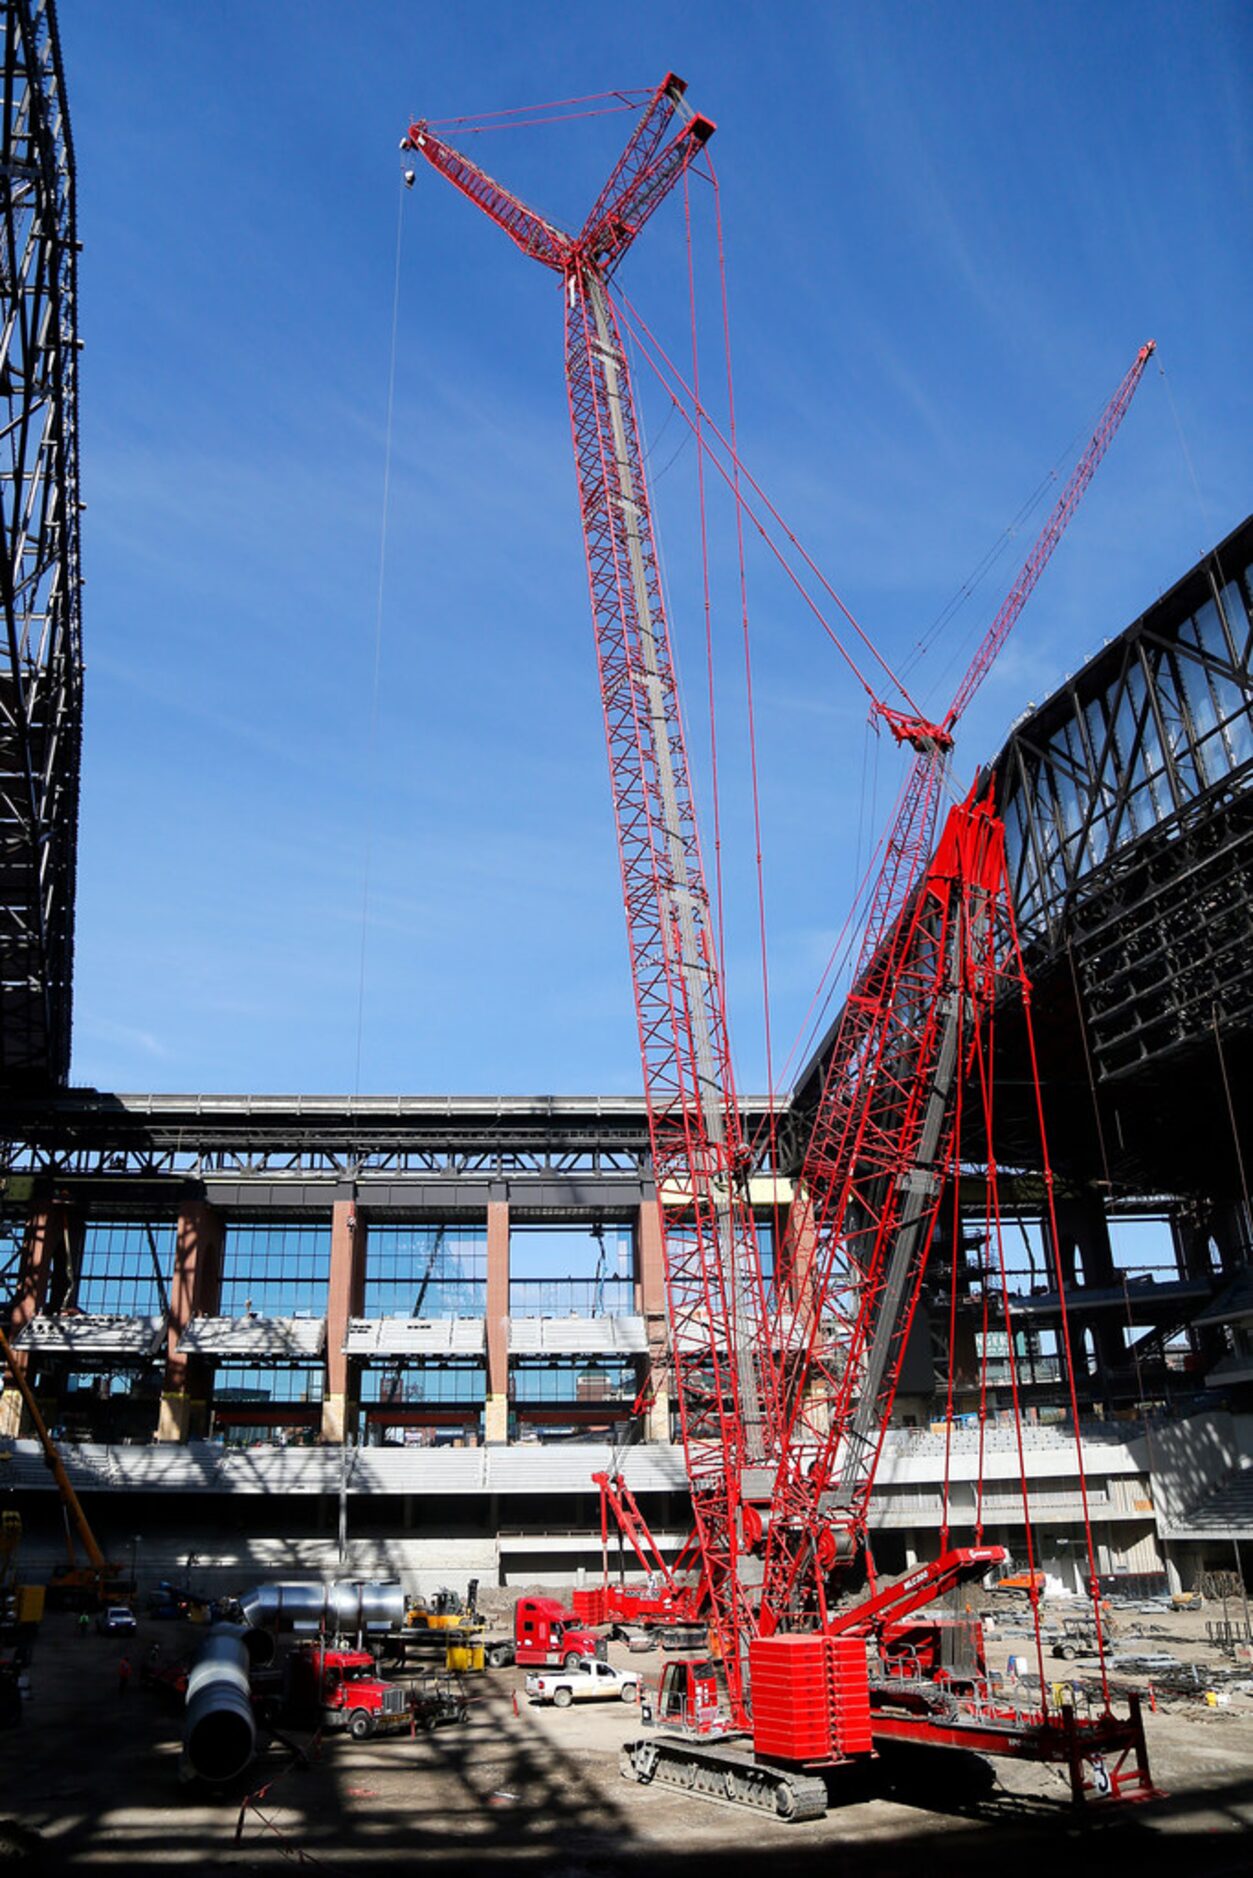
[1212, 1004, 1252, 1232]
[614, 289, 920, 716]
[710, 160, 780, 1205]
[682, 173, 726, 985]
[425, 89, 650, 133]
[938, 1050, 964, 1554]
[442, 105, 646, 134]
[1019, 953, 1113, 1709]
[972, 1004, 1050, 1706]
[772, 744, 919, 1095]
[353, 180, 406, 1094]
[1068, 939, 1114, 1192]
[975, 1205, 991, 1546]
[898, 409, 1102, 700]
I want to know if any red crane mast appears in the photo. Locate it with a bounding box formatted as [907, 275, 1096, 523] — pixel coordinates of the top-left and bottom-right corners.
[405, 76, 778, 1717]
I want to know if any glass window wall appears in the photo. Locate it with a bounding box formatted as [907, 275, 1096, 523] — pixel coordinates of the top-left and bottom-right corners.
[360, 1362, 485, 1405]
[362, 1224, 486, 1317]
[218, 1223, 331, 1317]
[74, 1222, 174, 1317]
[509, 1223, 635, 1316]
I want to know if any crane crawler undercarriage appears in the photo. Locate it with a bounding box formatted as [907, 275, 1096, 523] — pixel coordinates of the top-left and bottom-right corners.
[619, 1697, 1156, 1818]
[620, 1734, 830, 1821]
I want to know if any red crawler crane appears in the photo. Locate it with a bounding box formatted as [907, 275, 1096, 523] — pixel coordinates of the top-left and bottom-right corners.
[409, 81, 1158, 1818]
[405, 75, 778, 1721]
[572, 1470, 708, 1635]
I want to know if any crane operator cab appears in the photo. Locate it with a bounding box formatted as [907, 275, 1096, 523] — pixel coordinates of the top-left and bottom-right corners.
[643, 1658, 727, 1736]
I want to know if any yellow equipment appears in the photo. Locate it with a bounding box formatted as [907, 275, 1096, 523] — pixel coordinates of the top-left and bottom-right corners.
[0, 1509, 45, 1635]
[445, 1637, 485, 1672]
[15, 1586, 44, 1625]
[0, 1324, 127, 1609]
[403, 1584, 491, 1671]
[404, 1584, 478, 1633]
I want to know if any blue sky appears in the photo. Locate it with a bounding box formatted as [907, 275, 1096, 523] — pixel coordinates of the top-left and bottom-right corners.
[63, 0, 1251, 1098]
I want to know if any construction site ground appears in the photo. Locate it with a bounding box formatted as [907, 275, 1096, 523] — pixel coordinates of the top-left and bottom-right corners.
[2, 1603, 1250, 1875]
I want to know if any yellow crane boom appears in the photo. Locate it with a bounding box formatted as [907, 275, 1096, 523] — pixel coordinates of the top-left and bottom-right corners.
[0, 1323, 122, 1603]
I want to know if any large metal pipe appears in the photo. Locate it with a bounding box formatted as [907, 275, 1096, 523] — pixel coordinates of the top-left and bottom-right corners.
[183, 1625, 257, 1784]
[237, 1580, 405, 1635]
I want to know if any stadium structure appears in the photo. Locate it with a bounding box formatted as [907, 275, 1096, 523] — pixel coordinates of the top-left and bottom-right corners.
[0, 0, 1250, 1608]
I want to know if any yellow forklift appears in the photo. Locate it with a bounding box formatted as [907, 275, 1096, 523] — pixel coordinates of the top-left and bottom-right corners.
[393, 1582, 490, 1671]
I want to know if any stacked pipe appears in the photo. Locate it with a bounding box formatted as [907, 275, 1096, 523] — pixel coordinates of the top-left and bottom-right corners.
[183, 1625, 266, 1784]
[182, 1583, 404, 1782]
[237, 1580, 404, 1634]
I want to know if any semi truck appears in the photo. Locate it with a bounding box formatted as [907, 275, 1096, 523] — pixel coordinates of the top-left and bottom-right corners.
[285, 1643, 411, 1740]
[513, 1595, 606, 1669]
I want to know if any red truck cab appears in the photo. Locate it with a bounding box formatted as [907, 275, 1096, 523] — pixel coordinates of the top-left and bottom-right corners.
[285, 1644, 409, 1739]
[513, 1596, 606, 1669]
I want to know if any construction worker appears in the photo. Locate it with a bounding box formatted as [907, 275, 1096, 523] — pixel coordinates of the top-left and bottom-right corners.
[117, 1654, 132, 1698]
[77, 1610, 90, 1638]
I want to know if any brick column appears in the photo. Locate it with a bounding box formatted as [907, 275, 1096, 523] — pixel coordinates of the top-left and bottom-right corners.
[156, 1201, 223, 1443]
[784, 1185, 818, 1310]
[322, 1199, 365, 1443]
[637, 1195, 670, 1443]
[484, 1198, 509, 1444]
[784, 1184, 830, 1438]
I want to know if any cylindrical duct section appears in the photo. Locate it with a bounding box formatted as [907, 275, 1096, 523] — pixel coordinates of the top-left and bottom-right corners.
[183, 1625, 257, 1784]
[237, 1581, 405, 1635]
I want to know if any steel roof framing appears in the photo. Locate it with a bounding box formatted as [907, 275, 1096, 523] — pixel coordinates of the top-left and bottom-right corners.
[0, 0, 81, 1087]
[995, 516, 1253, 1078]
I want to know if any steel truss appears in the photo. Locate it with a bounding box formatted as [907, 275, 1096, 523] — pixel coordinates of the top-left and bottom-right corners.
[0, 0, 81, 1086]
[791, 520, 1253, 1199]
[995, 514, 1253, 1076]
[0, 1091, 675, 1186]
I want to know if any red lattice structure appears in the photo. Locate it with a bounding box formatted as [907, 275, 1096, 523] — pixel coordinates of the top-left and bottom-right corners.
[408, 80, 1158, 1804]
[406, 76, 778, 1719]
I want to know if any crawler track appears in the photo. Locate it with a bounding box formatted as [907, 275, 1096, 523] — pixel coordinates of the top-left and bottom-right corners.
[620, 1736, 828, 1820]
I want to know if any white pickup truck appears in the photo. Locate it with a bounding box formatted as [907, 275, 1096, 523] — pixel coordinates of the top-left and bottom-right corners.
[525, 1660, 640, 1708]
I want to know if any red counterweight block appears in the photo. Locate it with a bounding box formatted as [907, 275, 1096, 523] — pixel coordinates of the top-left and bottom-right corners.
[749, 1634, 873, 1764]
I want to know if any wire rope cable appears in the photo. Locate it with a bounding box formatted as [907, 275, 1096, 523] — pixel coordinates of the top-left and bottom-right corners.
[353, 178, 406, 1094]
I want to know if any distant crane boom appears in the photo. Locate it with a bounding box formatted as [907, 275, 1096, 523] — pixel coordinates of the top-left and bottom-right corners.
[0, 1322, 119, 1596]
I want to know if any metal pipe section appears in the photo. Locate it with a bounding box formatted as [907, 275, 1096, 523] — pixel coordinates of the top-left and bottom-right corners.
[237, 1580, 405, 1635]
[183, 1625, 257, 1784]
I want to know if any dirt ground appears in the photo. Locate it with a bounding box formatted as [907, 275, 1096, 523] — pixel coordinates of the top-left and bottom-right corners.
[2, 1605, 1251, 1876]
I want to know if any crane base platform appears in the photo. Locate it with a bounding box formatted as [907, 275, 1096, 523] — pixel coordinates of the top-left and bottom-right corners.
[620, 1736, 829, 1820]
[869, 1689, 1161, 1806]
